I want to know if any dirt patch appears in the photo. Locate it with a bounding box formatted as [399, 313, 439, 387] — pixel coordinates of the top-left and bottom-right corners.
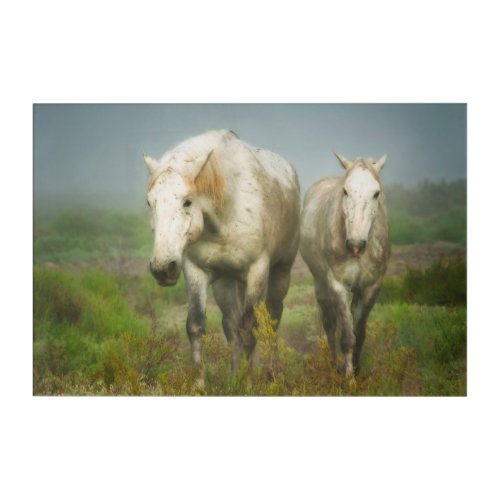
[43, 242, 465, 279]
[43, 257, 150, 277]
[386, 241, 465, 276]
[292, 241, 465, 278]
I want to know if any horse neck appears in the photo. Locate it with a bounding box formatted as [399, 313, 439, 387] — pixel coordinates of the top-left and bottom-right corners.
[325, 183, 347, 256]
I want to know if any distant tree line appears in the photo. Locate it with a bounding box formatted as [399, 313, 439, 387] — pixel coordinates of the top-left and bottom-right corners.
[384, 179, 466, 217]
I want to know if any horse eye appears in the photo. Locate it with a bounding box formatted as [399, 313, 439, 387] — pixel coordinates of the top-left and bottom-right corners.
[183, 199, 192, 208]
[374, 191, 380, 199]
[343, 188, 348, 196]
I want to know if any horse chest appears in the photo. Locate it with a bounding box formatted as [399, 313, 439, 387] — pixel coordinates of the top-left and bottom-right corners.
[186, 238, 256, 278]
[334, 257, 378, 290]
[336, 260, 361, 288]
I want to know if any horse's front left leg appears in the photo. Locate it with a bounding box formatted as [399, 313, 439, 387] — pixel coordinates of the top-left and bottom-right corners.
[184, 260, 210, 367]
[352, 279, 382, 374]
[238, 255, 270, 360]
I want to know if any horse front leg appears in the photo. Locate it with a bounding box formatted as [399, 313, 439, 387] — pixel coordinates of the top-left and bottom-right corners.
[314, 280, 338, 367]
[184, 260, 210, 368]
[237, 255, 270, 362]
[212, 278, 243, 344]
[352, 279, 382, 374]
[328, 273, 355, 377]
[266, 259, 294, 328]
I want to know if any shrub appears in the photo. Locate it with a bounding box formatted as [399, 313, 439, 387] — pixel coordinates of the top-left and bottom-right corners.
[379, 257, 466, 306]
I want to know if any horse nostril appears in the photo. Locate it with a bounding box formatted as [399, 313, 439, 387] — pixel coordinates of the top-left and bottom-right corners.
[346, 239, 366, 256]
[167, 261, 177, 274]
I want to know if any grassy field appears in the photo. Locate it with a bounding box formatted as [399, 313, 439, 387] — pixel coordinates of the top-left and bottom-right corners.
[33, 230, 466, 396]
[33, 180, 466, 396]
[33, 260, 466, 396]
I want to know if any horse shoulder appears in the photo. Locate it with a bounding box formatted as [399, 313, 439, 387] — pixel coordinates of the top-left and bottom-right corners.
[187, 169, 266, 273]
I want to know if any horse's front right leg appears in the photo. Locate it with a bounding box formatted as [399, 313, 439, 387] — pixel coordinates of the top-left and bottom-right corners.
[327, 273, 355, 377]
[238, 255, 270, 361]
[314, 280, 338, 367]
[184, 260, 210, 367]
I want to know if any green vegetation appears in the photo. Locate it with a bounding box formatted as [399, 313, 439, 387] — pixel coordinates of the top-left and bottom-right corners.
[33, 259, 466, 396]
[388, 207, 466, 245]
[379, 257, 466, 306]
[385, 179, 466, 245]
[34, 210, 152, 263]
[33, 179, 466, 396]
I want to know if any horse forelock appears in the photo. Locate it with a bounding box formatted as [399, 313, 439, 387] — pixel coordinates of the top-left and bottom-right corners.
[344, 158, 381, 184]
[147, 166, 176, 192]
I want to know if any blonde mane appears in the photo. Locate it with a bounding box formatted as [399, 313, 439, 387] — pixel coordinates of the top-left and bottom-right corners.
[147, 131, 229, 211]
[146, 158, 226, 211]
[193, 151, 225, 211]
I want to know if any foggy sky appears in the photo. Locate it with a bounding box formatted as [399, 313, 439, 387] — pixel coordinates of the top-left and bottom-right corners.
[34, 104, 466, 208]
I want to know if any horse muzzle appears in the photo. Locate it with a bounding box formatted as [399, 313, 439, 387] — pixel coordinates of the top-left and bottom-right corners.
[346, 239, 367, 257]
[150, 260, 181, 286]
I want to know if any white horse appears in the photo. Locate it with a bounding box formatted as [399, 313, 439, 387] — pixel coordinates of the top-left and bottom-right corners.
[300, 153, 390, 376]
[144, 130, 301, 370]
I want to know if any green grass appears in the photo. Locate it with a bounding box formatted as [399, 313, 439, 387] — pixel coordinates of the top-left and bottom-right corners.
[34, 210, 152, 263]
[388, 207, 466, 245]
[33, 262, 466, 396]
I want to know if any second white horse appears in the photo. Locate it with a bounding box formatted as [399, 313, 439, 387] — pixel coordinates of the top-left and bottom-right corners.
[300, 153, 390, 376]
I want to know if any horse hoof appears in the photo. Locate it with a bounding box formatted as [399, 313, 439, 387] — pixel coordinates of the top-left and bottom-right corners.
[336, 363, 348, 375]
[337, 362, 356, 379]
[346, 376, 357, 390]
[193, 375, 205, 391]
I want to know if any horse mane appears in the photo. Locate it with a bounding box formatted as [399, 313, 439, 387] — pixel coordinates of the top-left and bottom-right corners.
[146, 155, 226, 211]
[147, 130, 234, 204]
[194, 151, 225, 211]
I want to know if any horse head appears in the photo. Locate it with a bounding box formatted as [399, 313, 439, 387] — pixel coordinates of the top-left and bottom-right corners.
[335, 153, 387, 257]
[144, 150, 224, 286]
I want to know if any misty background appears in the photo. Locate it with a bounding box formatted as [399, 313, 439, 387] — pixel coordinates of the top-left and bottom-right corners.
[34, 104, 466, 210]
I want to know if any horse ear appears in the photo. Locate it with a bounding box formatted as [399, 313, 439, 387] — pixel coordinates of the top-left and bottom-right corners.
[334, 152, 353, 170]
[373, 154, 387, 173]
[144, 154, 159, 175]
